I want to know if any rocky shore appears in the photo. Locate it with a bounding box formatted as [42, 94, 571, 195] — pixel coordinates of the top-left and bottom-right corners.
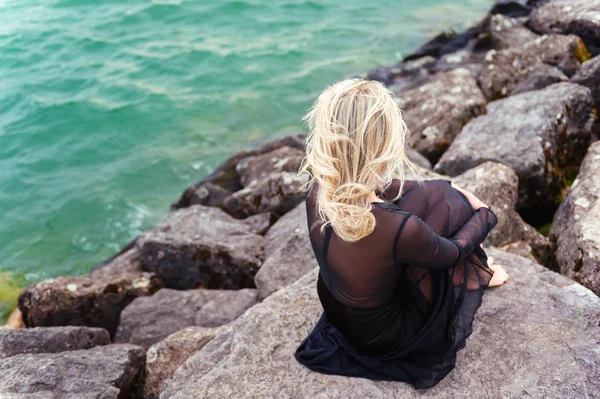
[2, 1, 600, 398]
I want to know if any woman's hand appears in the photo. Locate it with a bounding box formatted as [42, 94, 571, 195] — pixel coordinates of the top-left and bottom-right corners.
[452, 184, 489, 211]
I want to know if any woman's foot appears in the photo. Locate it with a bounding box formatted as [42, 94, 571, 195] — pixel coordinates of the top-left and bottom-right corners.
[487, 257, 509, 287]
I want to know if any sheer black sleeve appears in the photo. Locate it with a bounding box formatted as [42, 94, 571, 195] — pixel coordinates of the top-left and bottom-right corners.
[395, 207, 498, 270]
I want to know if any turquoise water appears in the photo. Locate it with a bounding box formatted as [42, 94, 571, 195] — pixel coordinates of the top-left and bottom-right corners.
[0, 0, 492, 300]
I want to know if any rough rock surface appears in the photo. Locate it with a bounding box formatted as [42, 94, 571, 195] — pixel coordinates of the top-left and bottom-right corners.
[477, 33, 589, 100]
[18, 248, 163, 337]
[529, 0, 600, 56]
[236, 146, 304, 188]
[435, 82, 595, 211]
[170, 134, 305, 210]
[0, 344, 145, 399]
[144, 325, 228, 399]
[550, 142, 600, 296]
[114, 288, 257, 349]
[222, 171, 308, 219]
[451, 162, 553, 265]
[394, 68, 487, 163]
[161, 249, 600, 399]
[0, 326, 109, 359]
[264, 201, 308, 258]
[571, 55, 600, 107]
[511, 63, 568, 95]
[137, 205, 265, 290]
[490, 14, 538, 50]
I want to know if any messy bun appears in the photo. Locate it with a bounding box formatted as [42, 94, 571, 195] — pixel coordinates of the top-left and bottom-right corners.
[297, 78, 419, 242]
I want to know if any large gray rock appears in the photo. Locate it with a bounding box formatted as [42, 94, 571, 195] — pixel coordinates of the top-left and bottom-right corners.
[529, 0, 600, 56]
[222, 172, 308, 219]
[144, 325, 228, 399]
[394, 68, 487, 163]
[477, 34, 589, 100]
[451, 162, 553, 266]
[435, 82, 595, 211]
[511, 63, 568, 95]
[18, 248, 163, 338]
[0, 326, 109, 359]
[171, 134, 305, 210]
[571, 55, 600, 107]
[236, 146, 304, 188]
[160, 249, 600, 399]
[264, 201, 308, 258]
[490, 14, 539, 50]
[550, 142, 600, 296]
[0, 344, 145, 399]
[114, 288, 257, 349]
[137, 205, 265, 290]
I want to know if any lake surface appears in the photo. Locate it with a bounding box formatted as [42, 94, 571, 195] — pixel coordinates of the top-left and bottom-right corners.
[0, 0, 492, 320]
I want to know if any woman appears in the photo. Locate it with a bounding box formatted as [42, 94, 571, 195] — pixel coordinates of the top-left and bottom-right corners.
[293, 78, 509, 389]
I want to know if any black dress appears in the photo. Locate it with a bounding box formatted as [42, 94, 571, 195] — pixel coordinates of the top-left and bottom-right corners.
[294, 179, 498, 389]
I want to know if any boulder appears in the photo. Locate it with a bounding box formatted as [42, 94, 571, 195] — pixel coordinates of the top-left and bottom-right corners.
[160, 249, 600, 399]
[369, 56, 436, 91]
[405, 146, 432, 170]
[0, 344, 145, 399]
[137, 205, 265, 290]
[114, 288, 257, 349]
[222, 172, 308, 219]
[0, 326, 109, 359]
[171, 134, 305, 210]
[18, 249, 163, 338]
[529, 0, 600, 56]
[435, 82, 595, 211]
[571, 55, 600, 107]
[254, 231, 316, 300]
[394, 68, 487, 163]
[477, 34, 589, 100]
[451, 162, 553, 266]
[489, 0, 532, 18]
[490, 14, 538, 50]
[550, 142, 600, 296]
[143, 325, 228, 399]
[511, 64, 568, 95]
[264, 201, 308, 258]
[236, 146, 304, 188]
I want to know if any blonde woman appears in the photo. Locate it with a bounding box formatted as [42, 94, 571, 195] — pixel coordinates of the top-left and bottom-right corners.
[294, 79, 508, 389]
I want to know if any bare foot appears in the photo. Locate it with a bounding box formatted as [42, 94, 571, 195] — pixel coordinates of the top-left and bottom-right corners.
[487, 257, 509, 287]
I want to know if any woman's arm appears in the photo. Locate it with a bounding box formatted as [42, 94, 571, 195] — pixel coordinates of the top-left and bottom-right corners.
[394, 208, 498, 270]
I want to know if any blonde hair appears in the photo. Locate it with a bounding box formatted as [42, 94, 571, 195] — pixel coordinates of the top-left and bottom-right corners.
[297, 78, 420, 243]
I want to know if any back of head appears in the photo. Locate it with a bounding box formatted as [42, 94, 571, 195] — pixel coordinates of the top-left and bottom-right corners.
[298, 78, 418, 242]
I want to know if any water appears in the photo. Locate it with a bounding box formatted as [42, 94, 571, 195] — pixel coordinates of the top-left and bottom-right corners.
[0, 0, 492, 321]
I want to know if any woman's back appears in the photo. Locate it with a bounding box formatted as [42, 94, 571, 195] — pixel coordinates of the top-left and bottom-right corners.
[301, 178, 497, 370]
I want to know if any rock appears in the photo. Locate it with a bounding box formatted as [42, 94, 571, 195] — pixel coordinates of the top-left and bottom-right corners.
[264, 201, 307, 257]
[529, 0, 600, 56]
[500, 241, 539, 263]
[114, 288, 257, 349]
[490, 0, 532, 18]
[89, 246, 141, 278]
[222, 171, 308, 219]
[239, 212, 273, 235]
[236, 146, 304, 188]
[160, 249, 600, 399]
[402, 31, 457, 62]
[477, 34, 589, 100]
[512, 63, 568, 95]
[394, 68, 487, 163]
[0, 326, 109, 359]
[143, 325, 228, 399]
[490, 14, 538, 50]
[571, 55, 600, 107]
[435, 82, 595, 211]
[170, 182, 232, 210]
[405, 146, 432, 170]
[137, 205, 265, 290]
[18, 250, 163, 338]
[451, 162, 553, 266]
[171, 134, 305, 210]
[550, 142, 600, 296]
[254, 231, 317, 300]
[371, 56, 436, 91]
[0, 344, 145, 399]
